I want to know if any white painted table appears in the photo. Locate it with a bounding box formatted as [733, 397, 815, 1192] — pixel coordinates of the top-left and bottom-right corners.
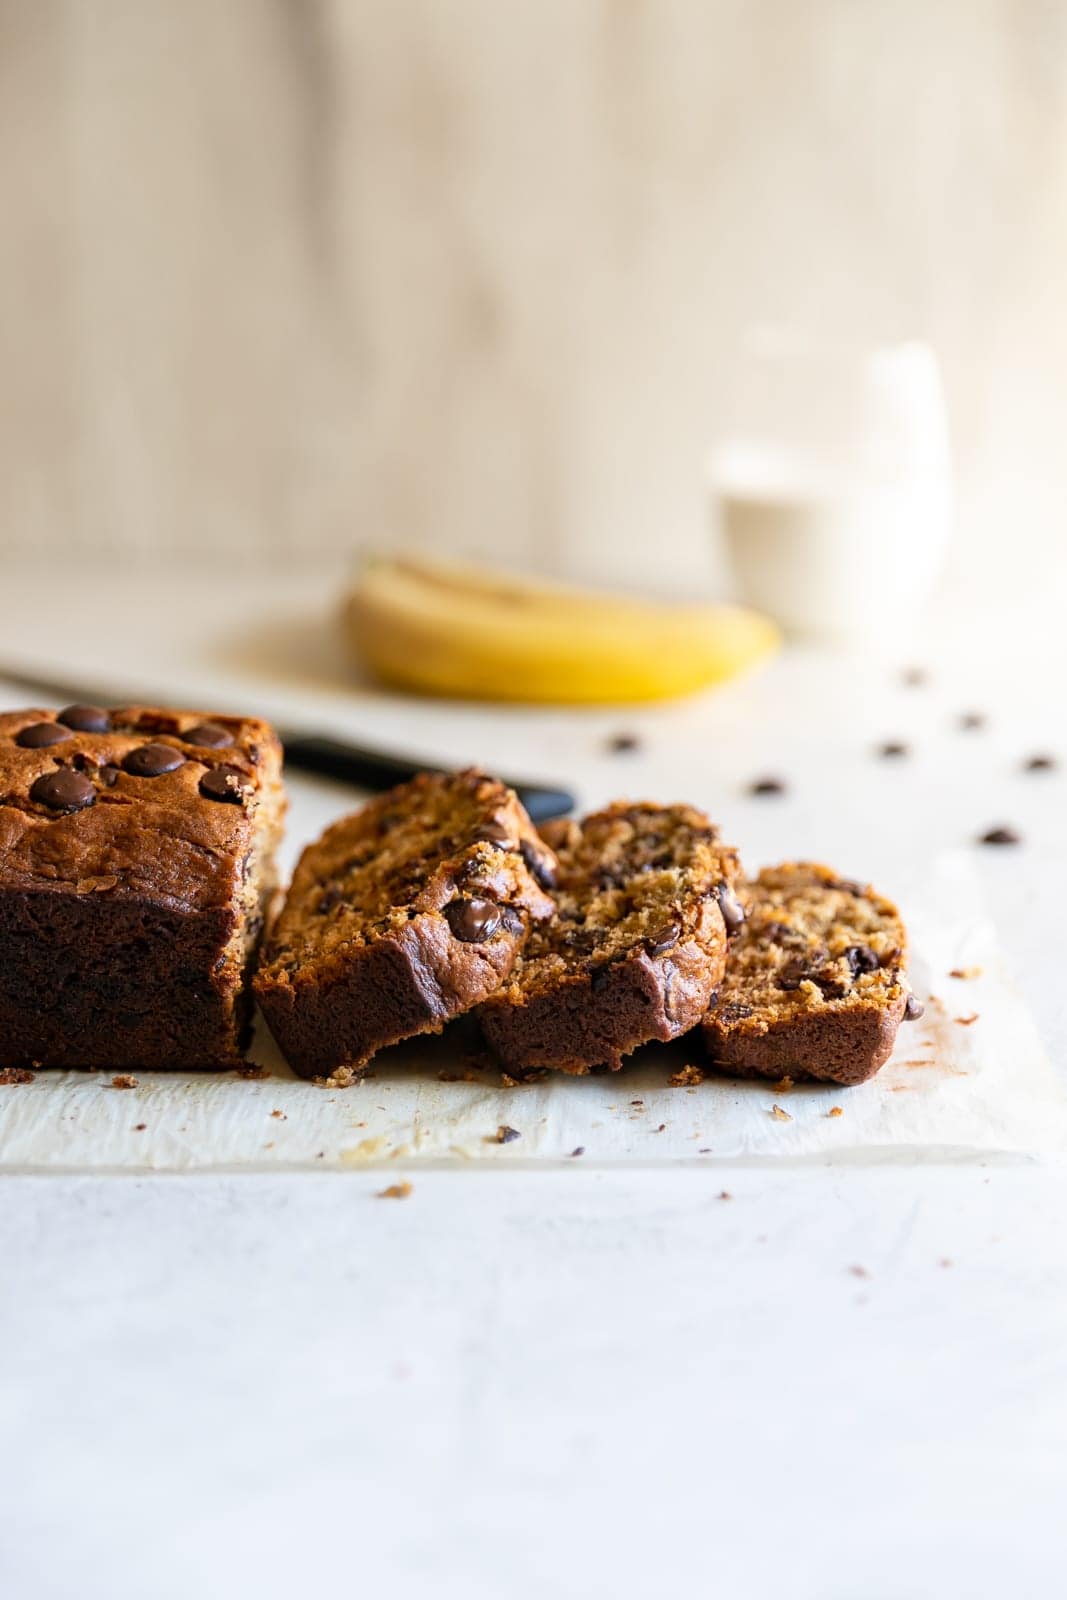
[1, 563, 1065, 1599]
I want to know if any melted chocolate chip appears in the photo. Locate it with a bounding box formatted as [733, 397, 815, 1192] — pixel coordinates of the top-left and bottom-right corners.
[317, 885, 343, 914]
[16, 722, 72, 749]
[979, 826, 1020, 846]
[520, 837, 558, 891]
[878, 741, 909, 759]
[715, 882, 746, 937]
[123, 743, 185, 778]
[199, 764, 252, 804]
[904, 993, 925, 1021]
[184, 722, 233, 749]
[749, 776, 786, 796]
[57, 704, 111, 732]
[30, 769, 96, 812]
[845, 944, 880, 976]
[444, 897, 502, 943]
[472, 819, 517, 848]
[1024, 754, 1057, 773]
[646, 918, 682, 956]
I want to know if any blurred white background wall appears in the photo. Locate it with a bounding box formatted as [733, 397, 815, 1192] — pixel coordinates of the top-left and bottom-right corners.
[2, 0, 1065, 603]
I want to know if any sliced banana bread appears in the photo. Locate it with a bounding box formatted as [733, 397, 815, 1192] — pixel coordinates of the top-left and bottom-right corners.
[704, 862, 918, 1085]
[479, 802, 742, 1075]
[255, 770, 556, 1079]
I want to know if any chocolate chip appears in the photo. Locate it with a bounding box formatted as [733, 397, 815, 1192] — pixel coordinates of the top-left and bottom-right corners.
[58, 704, 111, 732]
[877, 741, 909, 759]
[904, 993, 925, 1021]
[184, 722, 233, 749]
[959, 712, 986, 731]
[495, 1125, 522, 1144]
[718, 1002, 753, 1023]
[123, 743, 185, 777]
[607, 733, 641, 754]
[978, 826, 1020, 846]
[828, 877, 866, 896]
[199, 764, 252, 804]
[444, 897, 502, 942]
[16, 722, 72, 749]
[98, 764, 120, 788]
[499, 906, 524, 935]
[30, 769, 96, 812]
[590, 963, 615, 994]
[646, 918, 682, 956]
[472, 819, 517, 848]
[748, 776, 786, 796]
[777, 957, 811, 992]
[1024, 754, 1057, 773]
[520, 837, 558, 891]
[317, 885, 343, 914]
[845, 944, 880, 976]
[715, 882, 746, 937]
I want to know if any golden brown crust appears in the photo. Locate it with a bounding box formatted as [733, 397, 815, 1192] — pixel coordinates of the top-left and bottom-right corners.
[480, 802, 739, 1074]
[704, 861, 911, 1085]
[254, 770, 556, 1078]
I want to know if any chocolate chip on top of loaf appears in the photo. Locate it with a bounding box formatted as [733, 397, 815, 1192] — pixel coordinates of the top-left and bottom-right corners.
[0, 705, 285, 1071]
[479, 802, 741, 1075]
[254, 770, 557, 1080]
[704, 862, 914, 1086]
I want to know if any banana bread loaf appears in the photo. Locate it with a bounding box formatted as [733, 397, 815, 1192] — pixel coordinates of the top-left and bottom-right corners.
[255, 770, 556, 1079]
[479, 802, 742, 1075]
[0, 704, 284, 1070]
[703, 861, 918, 1085]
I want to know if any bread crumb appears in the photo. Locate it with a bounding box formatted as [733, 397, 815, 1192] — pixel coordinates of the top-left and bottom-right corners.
[493, 1125, 522, 1144]
[773, 1075, 794, 1094]
[949, 967, 982, 981]
[770, 1104, 792, 1122]
[111, 1074, 139, 1090]
[133, 1122, 147, 1131]
[235, 1065, 269, 1080]
[378, 1181, 412, 1199]
[939, 1258, 953, 1268]
[827, 1105, 844, 1118]
[669, 1064, 704, 1087]
[313, 1065, 361, 1088]
[718, 1190, 732, 1201]
[954, 1014, 979, 1026]
[0, 1067, 35, 1085]
[270, 1108, 287, 1120]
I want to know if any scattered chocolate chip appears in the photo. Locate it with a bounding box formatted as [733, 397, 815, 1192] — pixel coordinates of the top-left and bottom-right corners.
[123, 742, 185, 778]
[901, 667, 927, 688]
[494, 1125, 522, 1144]
[16, 721, 72, 749]
[959, 712, 986, 731]
[978, 826, 1020, 846]
[748, 776, 786, 796]
[520, 836, 558, 890]
[845, 944, 880, 976]
[199, 764, 252, 804]
[184, 721, 233, 748]
[607, 733, 641, 754]
[30, 769, 96, 812]
[715, 882, 746, 937]
[904, 993, 925, 1021]
[647, 917, 682, 956]
[444, 896, 502, 942]
[57, 704, 111, 732]
[877, 741, 909, 759]
[472, 819, 517, 847]
[1023, 754, 1057, 773]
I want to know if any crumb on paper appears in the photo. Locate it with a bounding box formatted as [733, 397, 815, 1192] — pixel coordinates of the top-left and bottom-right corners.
[954, 1013, 979, 1026]
[773, 1075, 794, 1094]
[569, 1146, 585, 1158]
[949, 966, 982, 981]
[770, 1104, 792, 1122]
[313, 1065, 361, 1088]
[848, 1265, 870, 1279]
[718, 1190, 732, 1201]
[235, 1065, 269, 1080]
[492, 1124, 522, 1144]
[669, 1064, 704, 1087]
[655, 1123, 667, 1132]
[133, 1122, 147, 1131]
[630, 1097, 644, 1106]
[378, 1182, 412, 1200]
[270, 1109, 287, 1120]
[827, 1106, 843, 1118]
[111, 1074, 139, 1090]
[939, 1258, 953, 1268]
[0, 1067, 35, 1085]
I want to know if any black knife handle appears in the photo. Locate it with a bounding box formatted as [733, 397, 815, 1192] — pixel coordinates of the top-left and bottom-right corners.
[279, 732, 574, 823]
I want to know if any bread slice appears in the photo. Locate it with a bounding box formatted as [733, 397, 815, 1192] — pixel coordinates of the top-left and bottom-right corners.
[703, 862, 920, 1085]
[255, 770, 556, 1079]
[479, 802, 741, 1075]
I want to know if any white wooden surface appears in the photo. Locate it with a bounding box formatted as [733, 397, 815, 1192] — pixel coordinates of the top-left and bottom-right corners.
[0, 561, 1065, 1597]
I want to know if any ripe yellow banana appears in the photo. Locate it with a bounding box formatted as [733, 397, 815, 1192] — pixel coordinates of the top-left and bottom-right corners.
[345, 557, 780, 704]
